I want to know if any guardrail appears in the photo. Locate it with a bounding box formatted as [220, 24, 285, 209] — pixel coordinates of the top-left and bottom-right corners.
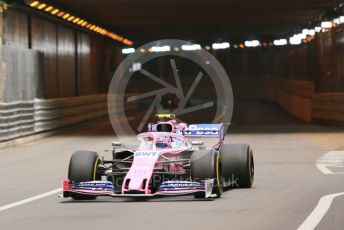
[0, 100, 35, 142]
[312, 93, 344, 122]
[231, 76, 315, 122]
[277, 78, 314, 98]
[276, 78, 314, 122]
[1, 86, 342, 143]
[34, 94, 108, 132]
[207, 76, 344, 124]
[0, 94, 136, 142]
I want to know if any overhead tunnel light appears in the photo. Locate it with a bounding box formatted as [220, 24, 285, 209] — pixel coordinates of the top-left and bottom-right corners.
[308, 29, 315, 36]
[321, 21, 333, 29]
[181, 44, 201, 51]
[244, 40, 260, 47]
[67, 16, 75, 21]
[45, 6, 52, 12]
[302, 29, 315, 36]
[50, 9, 59, 15]
[73, 18, 80, 24]
[302, 29, 309, 36]
[26, 0, 133, 46]
[314, 27, 322, 33]
[122, 48, 135, 54]
[334, 16, 344, 25]
[150, 46, 171, 52]
[273, 39, 288, 46]
[212, 42, 230, 50]
[289, 35, 302, 45]
[29, 1, 39, 7]
[62, 13, 70, 19]
[37, 3, 46, 9]
[298, 33, 306, 39]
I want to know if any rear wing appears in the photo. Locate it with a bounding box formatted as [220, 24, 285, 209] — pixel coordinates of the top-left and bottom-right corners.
[182, 123, 228, 141]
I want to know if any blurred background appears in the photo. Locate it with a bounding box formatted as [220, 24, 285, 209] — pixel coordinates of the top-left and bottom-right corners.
[0, 0, 344, 140]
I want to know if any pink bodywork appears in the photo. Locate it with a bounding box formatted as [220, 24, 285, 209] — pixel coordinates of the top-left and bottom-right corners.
[63, 122, 226, 198]
[121, 132, 190, 194]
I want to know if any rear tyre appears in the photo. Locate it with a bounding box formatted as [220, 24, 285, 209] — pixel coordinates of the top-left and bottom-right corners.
[191, 150, 223, 198]
[68, 151, 100, 200]
[220, 144, 254, 188]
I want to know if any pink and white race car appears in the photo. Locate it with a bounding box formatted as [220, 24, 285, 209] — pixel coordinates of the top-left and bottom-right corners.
[62, 114, 254, 199]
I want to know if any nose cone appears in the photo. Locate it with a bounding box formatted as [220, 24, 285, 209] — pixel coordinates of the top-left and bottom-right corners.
[122, 151, 160, 194]
[128, 171, 148, 191]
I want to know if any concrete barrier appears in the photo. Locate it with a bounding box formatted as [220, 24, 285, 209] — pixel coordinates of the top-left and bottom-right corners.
[276, 78, 314, 122]
[312, 93, 344, 122]
[232, 76, 314, 122]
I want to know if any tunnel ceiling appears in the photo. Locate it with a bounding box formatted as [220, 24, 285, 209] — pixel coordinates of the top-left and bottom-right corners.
[47, 0, 340, 44]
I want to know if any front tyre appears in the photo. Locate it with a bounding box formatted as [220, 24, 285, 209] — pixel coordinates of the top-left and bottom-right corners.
[191, 150, 223, 198]
[68, 151, 100, 199]
[220, 144, 254, 188]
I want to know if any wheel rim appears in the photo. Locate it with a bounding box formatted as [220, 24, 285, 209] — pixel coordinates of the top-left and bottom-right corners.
[215, 153, 223, 195]
[93, 157, 100, 180]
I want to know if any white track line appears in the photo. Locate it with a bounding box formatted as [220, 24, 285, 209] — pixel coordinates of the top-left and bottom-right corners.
[0, 188, 62, 212]
[316, 151, 344, 174]
[316, 164, 334, 174]
[297, 192, 344, 230]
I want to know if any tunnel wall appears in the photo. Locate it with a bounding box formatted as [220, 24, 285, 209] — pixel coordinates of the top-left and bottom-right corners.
[1, 8, 123, 101]
[0, 7, 127, 143]
[215, 28, 344, 124]
[0, 6, 343, 143]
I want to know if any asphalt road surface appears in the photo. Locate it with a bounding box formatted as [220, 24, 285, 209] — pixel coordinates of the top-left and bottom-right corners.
[0, 101, 344, 230]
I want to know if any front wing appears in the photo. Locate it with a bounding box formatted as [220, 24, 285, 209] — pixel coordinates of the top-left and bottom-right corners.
[62, 179, 216, 198]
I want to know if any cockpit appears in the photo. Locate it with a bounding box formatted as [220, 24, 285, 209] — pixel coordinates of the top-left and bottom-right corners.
[156, 123, 173, 132]
[137, 132, 189, 151]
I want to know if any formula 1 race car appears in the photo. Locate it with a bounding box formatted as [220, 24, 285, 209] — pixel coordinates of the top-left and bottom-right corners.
[62, 114, 254, 199]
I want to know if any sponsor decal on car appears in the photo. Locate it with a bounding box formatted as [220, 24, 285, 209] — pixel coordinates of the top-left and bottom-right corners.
[134, 151, 159, 157]
[183, 124, 221, 137]
[158, 181, 205, 191]
[72, 181, 114, 191]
